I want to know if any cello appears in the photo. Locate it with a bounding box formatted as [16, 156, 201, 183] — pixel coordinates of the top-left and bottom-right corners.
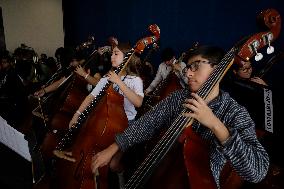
[38, 38, 104, 159]
[140, 43, 159, 89]
[226, 8, 281, 138]
[123, 9, 280, 189]
[138, 52, 186, 118]
[47, 37, 117, 131]
[49, 24, 160, 189]
[140, 42, 199, 118]
[31, 37, 96, 120]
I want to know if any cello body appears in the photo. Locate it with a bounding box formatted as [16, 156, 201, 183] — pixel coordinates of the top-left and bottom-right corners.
[132, 126, 242, 189]
[158, 72, 183, 101]
[181, 126, 242, 189]
[138, 72, 182, 118]
[153, 52, 186, 103]
[40, 76, 89, 159]
[142, 142, 190, 189]
[52, 87, 128, 189]
[138, 52, 186, 118]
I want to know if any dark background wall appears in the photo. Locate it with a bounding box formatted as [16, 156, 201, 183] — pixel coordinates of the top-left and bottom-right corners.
[62, 0, 283, 51]
[62, 0, 284, 87]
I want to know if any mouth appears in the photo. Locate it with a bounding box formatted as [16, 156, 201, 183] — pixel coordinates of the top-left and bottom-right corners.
[188, 79, 196, 84]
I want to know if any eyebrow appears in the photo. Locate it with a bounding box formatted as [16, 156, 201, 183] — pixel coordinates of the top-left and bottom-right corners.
[187, 60, 208, 64]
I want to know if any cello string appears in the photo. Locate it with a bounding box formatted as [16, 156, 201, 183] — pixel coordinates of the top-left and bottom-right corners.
[37, 96, 47, 128]
[126, 113, 190, 188]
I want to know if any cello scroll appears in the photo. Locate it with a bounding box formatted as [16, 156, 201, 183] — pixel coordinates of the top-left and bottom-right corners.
[237, 8, 281, 62]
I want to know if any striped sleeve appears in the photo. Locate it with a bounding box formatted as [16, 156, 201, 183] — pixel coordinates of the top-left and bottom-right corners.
[221, 104, 269, 183]
[115, 90, 186, 151]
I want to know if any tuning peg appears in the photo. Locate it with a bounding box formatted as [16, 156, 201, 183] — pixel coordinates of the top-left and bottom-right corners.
[266, 41, 274, 54]
[250, 40, 263, 61]
[255, 52, 263, 61]
[263, 33, 275, 54]
[267, 46, 274, 54]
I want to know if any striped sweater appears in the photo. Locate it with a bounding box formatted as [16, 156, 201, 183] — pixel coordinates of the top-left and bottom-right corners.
[115, 89, 269, 188]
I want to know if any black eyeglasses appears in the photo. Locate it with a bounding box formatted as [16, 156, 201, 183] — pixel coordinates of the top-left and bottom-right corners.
[238, 65, 252, 72]
[182, 60, 212, 74]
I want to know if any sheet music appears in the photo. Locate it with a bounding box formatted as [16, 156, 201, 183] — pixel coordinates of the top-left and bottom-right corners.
[0, 116, 31, 161]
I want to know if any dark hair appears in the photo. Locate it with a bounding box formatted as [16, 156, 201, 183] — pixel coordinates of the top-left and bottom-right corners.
[230, 57, 249, 71]
[1, 52, 14, 64]
[55, 47, 64, 58]
[125, 54, 142, 76]
[71, 51, 85, 60]
[184, 45, 224, 66]
[116, 42, 132, 55]
[161, 47, 175, 62]
[115, 42, 141, 76]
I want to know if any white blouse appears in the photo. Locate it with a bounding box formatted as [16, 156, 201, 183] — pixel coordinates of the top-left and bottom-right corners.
[91, 75, 144, 121]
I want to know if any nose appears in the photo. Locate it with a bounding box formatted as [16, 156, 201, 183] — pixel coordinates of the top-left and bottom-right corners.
[185, 68, 194, 78]
[111, 54, 115, 61]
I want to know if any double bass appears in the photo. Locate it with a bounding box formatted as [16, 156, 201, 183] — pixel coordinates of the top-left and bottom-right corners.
[141, 52, 186, 114]
[32, 36, 97, 117]
[225, 8, 281, 137]
[139, 42, 199, 118]
[140, 43, 159, 89]
[38, 38, 102, 159]
[49, 24, 160, 189]
[123, 9, 280, 189]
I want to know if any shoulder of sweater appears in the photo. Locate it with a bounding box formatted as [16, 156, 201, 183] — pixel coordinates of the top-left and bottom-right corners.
[166, 88, 189, 101]
[220, 90, 249, 114]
